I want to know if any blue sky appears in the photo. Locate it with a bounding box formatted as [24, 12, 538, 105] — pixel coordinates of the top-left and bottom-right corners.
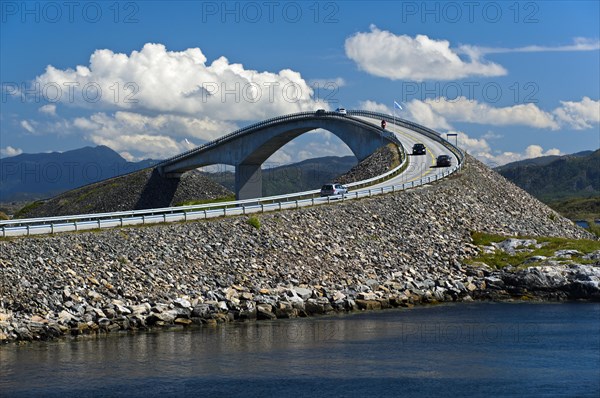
[1, 0, 599, 166]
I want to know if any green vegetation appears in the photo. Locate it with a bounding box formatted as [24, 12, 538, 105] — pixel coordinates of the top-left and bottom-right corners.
[547, 197, 600, 220]
[586, 221, 600, 239]
[497, 150, 599, 235]
[468, 232, 600, 269]
[14, 201, 44, 219]
[75, 183, 120, 204]
[497, 149, 599, 202]
[247, 215, 261, 229]
[176, 195, 236, 207]
[0, 211, 9, 220]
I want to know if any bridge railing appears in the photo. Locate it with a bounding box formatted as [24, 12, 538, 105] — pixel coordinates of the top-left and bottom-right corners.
[0, 113, 464, 237]
[156, 111, 398, 171]
[0, 141, 407, 230]
[1, 161, 463, 238]
[348, 110, 465, 163]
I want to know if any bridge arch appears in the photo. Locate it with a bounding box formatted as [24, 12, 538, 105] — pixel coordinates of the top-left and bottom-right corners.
[157, 113, 391, 199]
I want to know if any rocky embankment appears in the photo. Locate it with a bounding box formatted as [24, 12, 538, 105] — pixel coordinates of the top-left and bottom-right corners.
[16, 169, 233, 218]
[472, 238, 600, 301]
[1, 156, 597, 342]
[336, 143, 400, 184]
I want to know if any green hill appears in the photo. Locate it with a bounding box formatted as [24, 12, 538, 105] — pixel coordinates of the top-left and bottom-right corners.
[496, 149, 599, 202]
[496, 149, 599, 230]
[203, 156, 357, 197]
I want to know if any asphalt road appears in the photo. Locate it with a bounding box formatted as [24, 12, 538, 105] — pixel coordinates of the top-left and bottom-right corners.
[353, 115, 458, 191]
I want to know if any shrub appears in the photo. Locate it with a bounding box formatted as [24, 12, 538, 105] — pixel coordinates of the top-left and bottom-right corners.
[247, 216, 261, 230]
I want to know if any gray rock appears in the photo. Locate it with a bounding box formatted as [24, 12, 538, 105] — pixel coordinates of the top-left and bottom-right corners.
[293, 287, 312, 300]
[554, 249, 582, 258]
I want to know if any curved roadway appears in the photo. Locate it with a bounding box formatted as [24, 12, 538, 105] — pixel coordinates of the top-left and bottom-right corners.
[352, 114, 458, 191]
[0, 112, 461, 236]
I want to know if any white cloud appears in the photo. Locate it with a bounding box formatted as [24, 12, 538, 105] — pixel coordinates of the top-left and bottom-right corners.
[0, 146, 23, 158]
[263, 129, 353, 165]
[358, 100, 392, 114]
[552, 97, 600, 130]
[390, 97, 599, 131]
[465, 37, 600, 56]
[20, 120, 36, 133]
[404, 99, 453, 130]
[296, 141, 353, 162]
[417, 97, 560, 129]
[345, 26, 506, 81]
[454, 131, 561, 166]
[39, 104, 57, 116]
[308, 77, 346, 88]
[345, 27, 599, 82]
[358, 99, 451, 130]
[35, 43, 327, 120]
[482, 131, 503, 140]
[71, 111, 238, 159]
[119, 151, 137, 162]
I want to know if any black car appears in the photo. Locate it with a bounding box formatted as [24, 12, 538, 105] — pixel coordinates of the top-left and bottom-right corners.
[316, 109, 326, 115]
[436, 155, 452, 167]
[412, 143, 426, 155]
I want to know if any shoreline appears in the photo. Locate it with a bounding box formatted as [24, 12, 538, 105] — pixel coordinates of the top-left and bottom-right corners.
[2, 274, 599, 345]
[2, 157, 597, 344]
[2, 297, 598, 346]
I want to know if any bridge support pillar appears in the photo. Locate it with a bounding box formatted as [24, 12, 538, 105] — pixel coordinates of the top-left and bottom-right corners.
[235, 163, 262, 200]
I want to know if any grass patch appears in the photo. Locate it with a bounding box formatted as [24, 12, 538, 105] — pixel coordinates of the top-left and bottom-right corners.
[247, 215, 261, 229]
[468, 231, 600, 269]
[586, 219, 600, 238]
[547, 196, 600, 220]
[0, 211, 9, 220]
[74, 183, 120, 204]
[176, 195, 236, 207]
[14, 201, 44, 219]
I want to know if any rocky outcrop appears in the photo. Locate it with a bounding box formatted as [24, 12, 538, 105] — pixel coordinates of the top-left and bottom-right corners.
[1, 156, 596, 342]
[471, 238, 600, 301]
[16, 169, 233, 218]
[335, 143, 400, 184]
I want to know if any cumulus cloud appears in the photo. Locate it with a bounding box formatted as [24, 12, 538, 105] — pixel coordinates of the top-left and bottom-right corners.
[415, 97, 560, 129]
[404, 99, 453, 130]
[381, 97, 597, 131]
[358, 100, 393, 114]
[454, 131, 561, 166]
[29, 43, 339, 160]
[38, 104, 57, 116]
[345, 26, 506, 81]
[35, 43, 327, 120]
[552, 97, 600, 130]
[71, 111, 238, 159]
[263, 129, 353, 165]
[0, 146, 23, 158]
[345, 27, 599, 82]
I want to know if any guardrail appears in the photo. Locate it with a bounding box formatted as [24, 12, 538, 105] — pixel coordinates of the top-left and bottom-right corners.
[156, 111, 399, 171]
[1, 113, 463, 237]
[348, 110, 465, 162]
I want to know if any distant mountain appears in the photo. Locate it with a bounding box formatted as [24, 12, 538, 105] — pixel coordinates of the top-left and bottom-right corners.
[496, 149, 599, 202]
[496, 150, 593, 170]
[203, 156, 357, 196]
[0, 146, 158, 202]
[0, 144, 358, 203]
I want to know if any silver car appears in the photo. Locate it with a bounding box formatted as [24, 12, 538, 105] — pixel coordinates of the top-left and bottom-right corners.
[320, 183, 348, 197]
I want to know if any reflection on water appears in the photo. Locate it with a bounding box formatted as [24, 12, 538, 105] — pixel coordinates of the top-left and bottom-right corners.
[1, 303, 599, 397]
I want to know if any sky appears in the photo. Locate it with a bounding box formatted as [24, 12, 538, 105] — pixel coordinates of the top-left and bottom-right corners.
[1, 0, 599, 167]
